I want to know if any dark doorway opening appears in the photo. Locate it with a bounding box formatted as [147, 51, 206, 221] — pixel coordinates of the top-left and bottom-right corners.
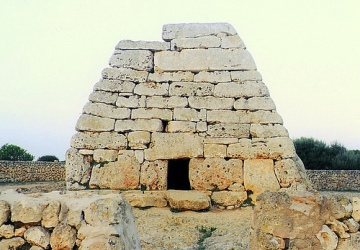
[167, 159, 191, 190]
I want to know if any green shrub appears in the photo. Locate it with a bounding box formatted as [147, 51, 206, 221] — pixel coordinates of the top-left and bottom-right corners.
[37, 155, 59, 162]
[0, 143, 34, 161]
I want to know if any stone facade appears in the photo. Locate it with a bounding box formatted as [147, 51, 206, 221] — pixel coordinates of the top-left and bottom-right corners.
[0, 190, 140, 249]
[65, 22, 310, 208]
[307, 170, 360, 191]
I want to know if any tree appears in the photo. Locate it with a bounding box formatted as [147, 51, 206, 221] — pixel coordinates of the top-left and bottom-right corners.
[0, 143, 34, 161]
[37, 155, 59, 162]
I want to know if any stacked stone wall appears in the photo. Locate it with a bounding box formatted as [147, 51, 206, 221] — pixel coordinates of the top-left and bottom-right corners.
[0, 161, 65, 183]
[307, 170, 360, 191]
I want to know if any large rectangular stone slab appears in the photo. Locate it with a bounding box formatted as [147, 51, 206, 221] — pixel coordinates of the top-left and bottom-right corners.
[134, 82, 169, 96]
[115, 40, 170, 51]
[193, 71, 231, 83]
[71, 132, 127, 150]
[76, 115, 115, 132]
[154, 49, 256, 72]
[207, 110, 250, 123]
[214, 81, 269, 98]
[115, 119, 163, 132]
[234, 97, 276, 110]
[89, 91, 118, 105]
[144, 133, 203, 160]
[131, 108, 172, 121]
[94, 80, 135, 93]
[102, 68, 148, 82]
[188, 96, 234, 109]
[148, 71, 194, 82]
[169, 82, 214, 96]
[146, 96, 188, 108]
[109, 50, 153, 71]
[170, 36, 221, 50]
[207, 124, 250, 138]
[139, 160, 168, 190]
[83, 102, 130, 119]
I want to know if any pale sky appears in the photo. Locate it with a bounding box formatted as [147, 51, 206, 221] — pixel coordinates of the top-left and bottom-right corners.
[0, 1, 359, 160]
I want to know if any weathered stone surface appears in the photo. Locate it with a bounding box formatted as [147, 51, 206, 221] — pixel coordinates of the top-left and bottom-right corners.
[94, 80, 135, 93]
[71, 132, 127, 150]
[109, 50, 153, 71]
[116, 40, 170, 51]
[249, 110, 283, 124]
[162, 23, 237, 41]
[274, 159, 303, 188]
[166, 121, 196, 133]
[214, 81, 269, 98]
[76, 114, 115, 132]
[207, 110, 250, 123]
[134, 150, 144, 163]
[84, 198, 122, 226]
[244, 159, 280, 200]
[115, 119, 163, 132]
[227, 139, 252, 159]
[123, 191, 167, 207]
[146, 96, 188, 108]
[79, 235, 125, 250]
[139, 160, 168, 190]
[42, 200, 60, 228]
[352, 197, 360, 222]
[230, 70, 262, 82]
[173, 108, 200, 121]
[0, 237, 25, 249]
[11, 198, 44, 224]
[24, 226, 50, 249]
[131, 108, 172, 121]
[250, 137, 296, 160]
[169, 82, 214, 96]
[83, 102, 130, 119]
[221, 35, 246, 49]
[189, 158, 243, 190]
[204, 137, 238, 144]
[145, 133, 203, 160]
[250, 124, 289, 138]
[207, 123, 250, 138]
[102, 68, 148, 82]
[211, 191, 247, 207]
[128, 131, 151, 149]
[0, 224, 14, 238]
[166, 190, 211, 211]
[316, 225, 338, 250]
[65, 148, 91, 187]
[148, 71, 194, 82]
[234, 97, 276, 110]
[188, 96, 234, 109]
[204, 143, 227, 158]
[116, 95, 146, 108]
[50, 223, 77, 250]
[344, 218, 360, 233]
[171, 36, 221, 50]
[329, 219, 350, 239]
[196, 121, 207, 132]
[154, 48, 256, 72]
[193, 71, 231, 83]
[0, 200, 10, 226]
[89, 151, 140, 190]
[134, 82, 169, 96]
[93, 149, 118, 162]
[89, 91, 118, 105]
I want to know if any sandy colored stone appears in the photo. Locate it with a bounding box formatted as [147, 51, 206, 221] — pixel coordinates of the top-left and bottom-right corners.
[128, 131, 151, 149]
[135, 150, 144, 163]
[93, 149, 118, 162]
[102, 68, 148, 82]
[344, 218, 360, 233]
[83, 102, 130, 119]
[207, 123, 250, 138]
[109, 50, 153, 71]
[214, 81, 269, 98]
[249, 110, 283, 124]
[123, 191, 167, 208]
[0, 200, 10, 226]
[94, 79, 135, 93]
[243, 159, 280, 200]
[115, 119, 163, 132]
[221, 35, 246, 49]
[148, 71, 194, 82]
[234, 97, 276, 110]
[134, 82, 169, 96]
[116, 40, 169, 51]
[227, 139, 252, 159]
[144, 133, 203, 161]
[89, 91, 118, 105]
[230, 70, 262, 82]
[189, 96, 234, 109]
[169, 81, 214, 96]
[204, 144, 227, 158]
[50, 223, 77, 250]
[352, 197, 360, 222]
[250, 124, 289, 138]
[193, 70, 231, 83]
[166, 190, 211, 211]
[65, 148, 91, 188]
[207, 110, 250, 123]
[116, 95, 146, 108]
[171, 36, 221, 50]
[329, 219, 350, 239]
[196, 121, 207, 132]
[79, 235, 125, 250]
[211, 191, 247, 207]
[131, 108, 172, 121]
[203, 137, 239, 144]
[274, 159, 303, 188]
[140, 160, 168, 190]
[166, 121, 196, 133]
[76, 114, 115, 132]
[316, 225, 338, 250]
[0, 224, 14, 238]
[11, 198, 44, 224]
[173, 108, 200, 121]
[24, 226, 50, 249]
[146, 96, 188, 108]
[189, 158, 243, 190]
[0, 237, 25, 249]
[42, 200, 60, 228]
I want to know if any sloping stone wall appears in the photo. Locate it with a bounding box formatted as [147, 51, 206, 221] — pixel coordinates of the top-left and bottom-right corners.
[0, 161, 65, 183]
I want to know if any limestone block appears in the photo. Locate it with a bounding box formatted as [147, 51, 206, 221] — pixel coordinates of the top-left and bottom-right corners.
[203, 138, 239, 144]
[207, 124, 250, 138]
[71, 132, 127, 150]
[274, 159, 303, 188]
[196, 121, 207, 132]
[162, 23, 237, 41]
[230, 70, 262, 82]
[204, 144, 227, 157]
[128, 131, 150, 149]
[94, 80, 135, 93]
[135, 150, 144, 163]
[89, 91, 118, 105]
[249, 110, 283, 124]
[234, 97, 276, 110]
[166, 121, 196, 133]
[144, 132, 203, 160]
[193, 71, 231, 83]
[24, 226, 50, 249]
[65, 148, 91, 186]
[116, 95, 146, 108]
[131, 108, 172, 121]
[243, 159, 280, 200]
[188, 96, 234, 109]
[154, 48, 256, 72]
[93, 149, 118, 162]
[79, 235, 125, 250]
[115, 40, 170, 51]
[50, 223, 77, 250]
[89, 151, 140, 190]
[227, 139, 252, 159]
[146, 96, 188, 108]
[169, 81, 214, 96]
[352, 197, 360, 221]
[139, 160, 168, 190]
[42, 200, 60, 228]
[211, 191, 247, 206]
[221, 35, 246, 49]
[173, 108, 200, 121]
[109, 50, 153, 71]
[316, 225, 338, 250]
[207, 110, 250, 123]
[166, 190, 211, 211]
[84, 198, 123, 226]
[189, 158, 243, 190]
[83, 102, 130, 119]
[134, 82, 169, 96]
[115, 119, 163, 132]
[214, 81, 269, 98]
[0, 200, 10, 226]
[148, 71, 194, 82]
[76, 114, 115, 132]
[102, 68, 148, 82]
[251, 138, 296, 160]
[11, 198, 44, 224]
[0, 224, 14, 238]
[171, 36, 221, 50]
[344, 218, 360, 233]
[123, 191, 167, 207]
[250, 124, 289, 138]
[329, 219, 350, 239]
[15, 227, 26, 237]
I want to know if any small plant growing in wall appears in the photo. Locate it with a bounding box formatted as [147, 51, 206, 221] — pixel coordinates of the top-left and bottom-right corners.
[195, 225, 217, 250]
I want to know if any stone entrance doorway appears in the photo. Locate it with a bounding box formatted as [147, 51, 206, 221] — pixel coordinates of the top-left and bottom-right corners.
[167, 159, 191, 190]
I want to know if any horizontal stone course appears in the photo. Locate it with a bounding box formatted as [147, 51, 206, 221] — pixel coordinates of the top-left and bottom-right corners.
[109, 50, 153, 71]
[115, 40, 170, 51]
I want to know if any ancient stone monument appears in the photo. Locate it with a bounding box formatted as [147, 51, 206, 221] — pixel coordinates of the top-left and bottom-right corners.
[66, 22, 310, 210]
